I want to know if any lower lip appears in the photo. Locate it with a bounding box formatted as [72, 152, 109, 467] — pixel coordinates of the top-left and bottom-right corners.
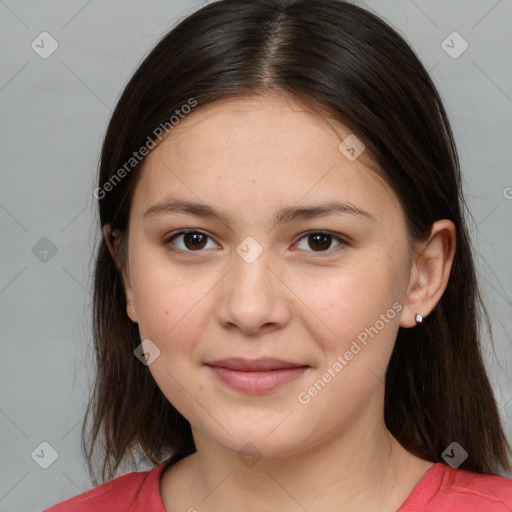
[206, 365, 309, 394]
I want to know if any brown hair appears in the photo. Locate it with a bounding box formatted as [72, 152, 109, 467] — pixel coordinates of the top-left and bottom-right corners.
[82, 0, 511, 484]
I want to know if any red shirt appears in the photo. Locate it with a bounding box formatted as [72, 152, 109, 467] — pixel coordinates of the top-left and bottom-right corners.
[42, 460, 512, 511]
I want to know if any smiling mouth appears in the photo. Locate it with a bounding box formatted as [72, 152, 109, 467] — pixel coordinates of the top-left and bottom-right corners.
[204, 358, 310, 394]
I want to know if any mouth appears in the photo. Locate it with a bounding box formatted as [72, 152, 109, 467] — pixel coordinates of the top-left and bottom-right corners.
[204, 358, 311, 394]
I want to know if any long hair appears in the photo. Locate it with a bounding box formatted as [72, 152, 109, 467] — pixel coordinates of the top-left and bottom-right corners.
[82, 0, 511, 483]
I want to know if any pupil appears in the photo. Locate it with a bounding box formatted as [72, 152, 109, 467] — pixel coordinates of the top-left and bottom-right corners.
[185, 232, 207, 250]
[310, 233, 330, 251]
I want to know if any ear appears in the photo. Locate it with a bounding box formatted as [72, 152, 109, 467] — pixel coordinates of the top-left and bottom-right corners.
[102, 224, 138, 323]
[400, 219, 456, 328]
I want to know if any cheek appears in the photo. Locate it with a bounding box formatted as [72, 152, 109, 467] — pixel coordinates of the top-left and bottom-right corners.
[295, 269, 401, 430]
[303, 258, 403, 351]
[130, 256, 213, 418]
[130, 249, 213, 351]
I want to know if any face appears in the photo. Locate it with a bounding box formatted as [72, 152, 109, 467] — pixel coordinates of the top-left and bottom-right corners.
[121, 94, 415, 458]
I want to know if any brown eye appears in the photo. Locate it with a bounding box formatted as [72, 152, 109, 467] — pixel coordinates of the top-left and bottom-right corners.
[165, 230, 217, 252]
[309, 233, 332, 251]
[295, 232, 345, 254]
[183, 232, 207, 250]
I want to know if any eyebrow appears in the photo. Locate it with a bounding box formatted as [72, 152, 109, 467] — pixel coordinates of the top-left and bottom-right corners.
[143, 199, 374, 229]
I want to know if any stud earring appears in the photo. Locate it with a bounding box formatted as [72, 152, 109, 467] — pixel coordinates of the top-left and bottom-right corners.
[415, 313, 423, 324]
[130, 300, 136, 314]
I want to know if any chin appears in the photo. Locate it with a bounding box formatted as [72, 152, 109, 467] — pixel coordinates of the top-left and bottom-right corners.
[212, 425, 310, 461]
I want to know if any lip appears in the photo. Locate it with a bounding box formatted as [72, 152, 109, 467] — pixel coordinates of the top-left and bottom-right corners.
[205, 358, 310, 394]
[205, 357, 307, 371]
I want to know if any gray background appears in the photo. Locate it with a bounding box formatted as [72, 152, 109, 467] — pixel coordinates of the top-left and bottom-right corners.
[1, 1, 511, 510]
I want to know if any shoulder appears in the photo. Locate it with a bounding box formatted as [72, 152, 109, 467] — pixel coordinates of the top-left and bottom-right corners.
[41, 460, 170, 512]
[400, 462, 512, 512]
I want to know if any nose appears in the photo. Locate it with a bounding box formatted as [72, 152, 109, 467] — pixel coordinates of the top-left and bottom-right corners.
[215, 247, 292, 335]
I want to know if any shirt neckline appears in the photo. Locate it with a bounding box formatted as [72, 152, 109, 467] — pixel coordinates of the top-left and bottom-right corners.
[395, 462, 442, 511]
[151, 459, 443, 511]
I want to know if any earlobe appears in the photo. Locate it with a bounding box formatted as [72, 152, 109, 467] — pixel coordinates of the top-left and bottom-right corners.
[399, 219, 456, 328]
[102, 224, 139, 324]
[124, 280, 138, 324]
[127, 299, 138, 323]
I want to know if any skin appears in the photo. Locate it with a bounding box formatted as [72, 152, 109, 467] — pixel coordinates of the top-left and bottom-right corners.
[105, 93, 456, 512]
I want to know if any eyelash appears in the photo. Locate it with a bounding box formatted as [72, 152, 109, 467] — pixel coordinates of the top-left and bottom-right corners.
[163, 229, 349, 257]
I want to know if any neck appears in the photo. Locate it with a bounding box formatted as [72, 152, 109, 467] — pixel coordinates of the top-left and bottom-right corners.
[162, 410, 432, 511]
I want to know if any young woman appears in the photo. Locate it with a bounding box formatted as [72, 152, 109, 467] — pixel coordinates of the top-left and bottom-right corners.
[44, 0, 512, 510]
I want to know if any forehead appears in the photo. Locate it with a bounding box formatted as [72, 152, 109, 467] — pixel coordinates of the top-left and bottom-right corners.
[130, 94, 403, 229]
[150, 94, 366, 162]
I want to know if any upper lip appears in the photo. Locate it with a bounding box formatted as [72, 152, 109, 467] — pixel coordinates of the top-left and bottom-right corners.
[205, 358, 309, 371]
